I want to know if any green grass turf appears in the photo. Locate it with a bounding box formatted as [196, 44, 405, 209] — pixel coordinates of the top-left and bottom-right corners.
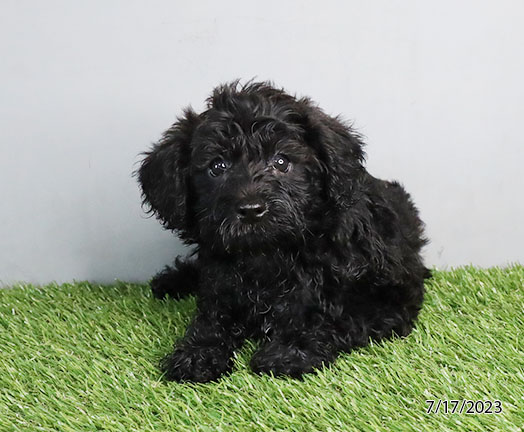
[1, 266, 523, 432]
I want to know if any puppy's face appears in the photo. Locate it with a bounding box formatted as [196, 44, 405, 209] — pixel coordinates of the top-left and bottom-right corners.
[190, 116, 322, 251]
[138, 82, 365, 252]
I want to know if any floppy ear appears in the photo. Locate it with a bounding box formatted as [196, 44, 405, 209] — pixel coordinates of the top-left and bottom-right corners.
[137, 108, 200, 237]
[299, 102, 366, 210]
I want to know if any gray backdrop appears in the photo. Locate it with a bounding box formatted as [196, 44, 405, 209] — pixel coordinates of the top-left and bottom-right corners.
[1, 1, 523, 286]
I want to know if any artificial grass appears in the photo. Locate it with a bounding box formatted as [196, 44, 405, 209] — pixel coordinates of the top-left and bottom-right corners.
[1, 267, 523, 432]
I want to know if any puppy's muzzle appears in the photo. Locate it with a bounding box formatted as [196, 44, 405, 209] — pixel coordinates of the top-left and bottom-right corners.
[236, 200, 268, 224]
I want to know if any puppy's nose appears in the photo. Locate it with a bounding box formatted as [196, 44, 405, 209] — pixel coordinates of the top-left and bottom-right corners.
[236, 200, 268, 223]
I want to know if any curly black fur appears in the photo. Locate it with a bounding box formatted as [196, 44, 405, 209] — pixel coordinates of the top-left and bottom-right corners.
[137, 81, 430, 382]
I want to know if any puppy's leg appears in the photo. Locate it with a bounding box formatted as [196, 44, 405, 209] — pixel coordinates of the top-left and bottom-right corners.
[250, 307, 413, 378]
[250, 279, 424, 378]
[251, 322, 339, 378]
[150, 258, 198, 299]
[362, 285, 425, 342]
[161, 310, 245, 382]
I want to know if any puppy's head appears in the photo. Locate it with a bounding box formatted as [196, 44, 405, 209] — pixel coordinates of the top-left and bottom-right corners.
[138, 81, 365, 252]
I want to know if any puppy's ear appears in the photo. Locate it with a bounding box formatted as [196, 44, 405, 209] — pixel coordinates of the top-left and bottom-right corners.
[137, 108, 200, 235]
[300, 102, 366, 210]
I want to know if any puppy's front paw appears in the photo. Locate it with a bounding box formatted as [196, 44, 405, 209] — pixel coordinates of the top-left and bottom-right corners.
[160, 345, 233, 382]
[250, 342, 332, 378]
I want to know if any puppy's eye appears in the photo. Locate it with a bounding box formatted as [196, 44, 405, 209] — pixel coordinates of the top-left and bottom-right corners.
[209, 158, 228, 177]
[272, 154, 291, 173]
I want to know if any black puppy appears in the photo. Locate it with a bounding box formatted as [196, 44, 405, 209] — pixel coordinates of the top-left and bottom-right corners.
[138, 81, 429, 382]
